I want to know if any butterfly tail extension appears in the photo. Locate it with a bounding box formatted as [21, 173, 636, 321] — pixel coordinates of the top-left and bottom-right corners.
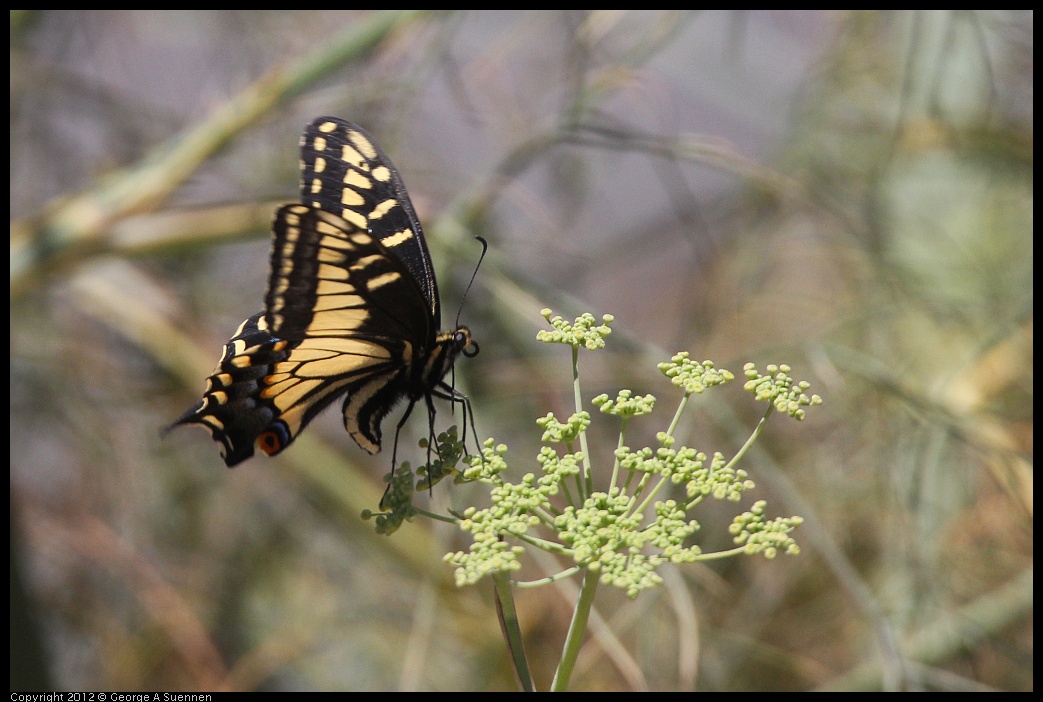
[172, 313, 294, 467]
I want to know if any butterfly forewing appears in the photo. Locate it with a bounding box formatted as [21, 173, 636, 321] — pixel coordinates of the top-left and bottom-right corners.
[300, 118, 440, 326]
[265, 204, 432, 345]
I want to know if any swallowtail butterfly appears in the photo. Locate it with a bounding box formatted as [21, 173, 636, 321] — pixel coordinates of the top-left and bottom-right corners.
[173, 117, 478, 468]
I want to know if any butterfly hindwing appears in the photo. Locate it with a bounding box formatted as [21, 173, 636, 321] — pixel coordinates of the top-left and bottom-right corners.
[173, 117, 477, 469]
[171, 312, 292, 466]
[264, 204, 435, 454]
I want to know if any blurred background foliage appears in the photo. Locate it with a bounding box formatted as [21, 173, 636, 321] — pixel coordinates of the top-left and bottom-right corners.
[9, 10, 1032, 692]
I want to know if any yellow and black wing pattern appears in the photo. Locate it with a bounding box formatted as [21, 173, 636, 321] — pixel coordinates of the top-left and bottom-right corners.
[173, 117, 476, 467]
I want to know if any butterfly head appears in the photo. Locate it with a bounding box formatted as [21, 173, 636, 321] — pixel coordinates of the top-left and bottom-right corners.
[425, 326, 478, 386]
[455, 326, 480, 358]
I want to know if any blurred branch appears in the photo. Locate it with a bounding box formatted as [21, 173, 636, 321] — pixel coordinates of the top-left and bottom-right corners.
[817, 568, 1034, 691]
[566, 123, 800, 198]
[10, 10, 430, 296]
[106, 201, 285, 257]
[825, 331, 1033, 514]
[24, 505, 230, 691]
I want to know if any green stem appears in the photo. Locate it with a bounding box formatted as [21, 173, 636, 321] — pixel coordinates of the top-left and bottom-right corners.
[572, 346, 594, 497]
[550, 568, 599, 691]
[608, 417, 628, 491]
[722, 405, 774, 474]
[413, 507, 458, 524]
[683, 494, 705, 511]
[664, 391, 690, 439]
[560, 473, 580, 509]
[514, 566, 582, 588]
[532, 506, 561, 528]
[514, 532, 574, 557]
[493, 571, 535, 691]
[694, 546, 748, 560]
[630, 471, 653, 506]
[631, 474, 669, 519]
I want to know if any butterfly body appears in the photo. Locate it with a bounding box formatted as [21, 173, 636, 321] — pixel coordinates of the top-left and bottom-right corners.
[174, 118, 475, 467]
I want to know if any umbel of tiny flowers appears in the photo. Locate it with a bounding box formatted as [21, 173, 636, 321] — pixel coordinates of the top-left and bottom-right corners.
[535, 308, 613, 350]
[362, 460, 419, 536]
[367, 309, 820, 691]
[742, 363, 823, 420]
[442, 312, 813, 596]
[362, 426, 471, 535]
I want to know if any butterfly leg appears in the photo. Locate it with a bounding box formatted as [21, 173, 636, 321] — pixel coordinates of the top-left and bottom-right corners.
[379, 398, 419, 511]
[423, 393, 441, 493]
[390, 397, 419, 476]
[433, 383, 480, 461]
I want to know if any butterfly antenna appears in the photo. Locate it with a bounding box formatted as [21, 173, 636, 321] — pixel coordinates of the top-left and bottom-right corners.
[449, 236, 487, 421]
[455, 236, 488, 328]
